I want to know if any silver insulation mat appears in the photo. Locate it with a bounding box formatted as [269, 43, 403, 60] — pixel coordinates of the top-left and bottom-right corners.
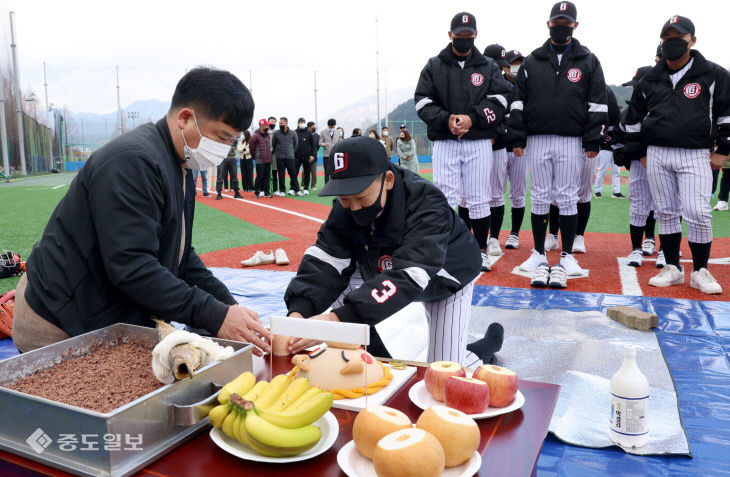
[468, 306, 690, 456]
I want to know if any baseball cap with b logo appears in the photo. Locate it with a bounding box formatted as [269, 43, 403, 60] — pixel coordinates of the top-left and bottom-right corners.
[451, 12, 477, 34]
[319, 136, 389, 197]
[549, 1, 577, 22]
[660, 15, 695, 38]
[484, 43, 509, 68]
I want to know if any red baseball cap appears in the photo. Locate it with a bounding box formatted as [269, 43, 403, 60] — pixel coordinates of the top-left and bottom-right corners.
[258, 118, 268, 127]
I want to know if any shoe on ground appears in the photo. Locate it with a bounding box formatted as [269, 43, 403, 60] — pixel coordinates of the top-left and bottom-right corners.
[560, 252, 584, 276]
[215, 193, 222, 200]
[530, 263, 550, 287]
[481, 250, 491, 272]
[628, 249, 643, 267]
[274, 248, 290, 266]
[258, 191, 265, 198]
[234, 192, 243, 199]
[713, 200, 728, 211]
[241, 250, 275, 267]
[505, 234, 519, 249]
[572, 235, 586, 254]
[690, 268, 722, 294]
[296, 190, 304, 196]
[202, 192, 210, 197]
[265, 194, 273, 198]
[519, 249, 547, 272]
[544, 233, 559, 252]
[310, 187, 318, 191]
[656, 250, 666, 268]
[548, 264, 568, 288]
[648, 264, 684, 287]
[303, 190, 309, 195]
[595, 192, 602, 198]
[487, 237, 502, 256]
[288, 189, 295, 195]
[612, 192, 627, 199]
[642, 238, 656, 256]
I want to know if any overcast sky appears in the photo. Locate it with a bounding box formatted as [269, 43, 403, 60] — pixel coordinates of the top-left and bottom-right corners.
[7, 0, 727, 122]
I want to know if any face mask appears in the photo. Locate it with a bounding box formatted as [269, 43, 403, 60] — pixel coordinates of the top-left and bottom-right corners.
[661, 38, 689, 61]
[549, 25, 573, 44]
[452, 37, 474, 54]
[280, 124, 286, 130]
[269, 123, 276, 130]
[510, 65, 521, 76]
[298, 123, 305, 129]
[347, 175, 386, 227]
[382, 131, 389, 136]
[182, 112, 231, 170]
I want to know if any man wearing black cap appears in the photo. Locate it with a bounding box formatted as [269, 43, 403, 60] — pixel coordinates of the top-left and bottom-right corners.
[625, 15, 730, 294]
[295, 117, 315, 195]
[509, 1, 608, 289]
[283, 136, 504, 367]
[414, 12, 511, 274]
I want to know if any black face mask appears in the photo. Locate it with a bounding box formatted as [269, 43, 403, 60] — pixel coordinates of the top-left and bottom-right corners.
[347, 175, 386, 227]
[262, 127, 269, 132]
[452, 37, 474, 54]
[661, 38, 689, 61]
[549, 25, 573, 44]
[269, 123, 276, 130]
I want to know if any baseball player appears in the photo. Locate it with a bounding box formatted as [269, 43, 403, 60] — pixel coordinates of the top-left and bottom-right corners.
[593, 88, 623, 199]
[284, 137, 504, 367]
[415, 12, 512, 273]
[625, 15, 729, 294]
[509, 1, 608, 288]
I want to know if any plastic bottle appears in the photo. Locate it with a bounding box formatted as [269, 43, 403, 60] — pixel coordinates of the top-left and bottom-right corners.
[609, 347, 649, 447]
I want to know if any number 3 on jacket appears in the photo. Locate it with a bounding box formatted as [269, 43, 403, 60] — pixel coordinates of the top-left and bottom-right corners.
[371, 280, 397, 303]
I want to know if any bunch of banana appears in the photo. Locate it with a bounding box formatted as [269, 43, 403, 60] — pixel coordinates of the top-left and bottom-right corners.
[218, 371, 256, 404]
[208, 372, 334, 457]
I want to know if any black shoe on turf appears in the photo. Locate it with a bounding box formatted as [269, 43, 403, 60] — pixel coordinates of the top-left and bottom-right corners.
[234, 192, 243, 199]
[612, 192, 626, 199]
[595, 192, 602, 198]
[215, 193, 222, 200]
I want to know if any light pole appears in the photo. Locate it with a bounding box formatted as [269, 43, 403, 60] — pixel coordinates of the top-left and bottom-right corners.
[127, 111, 140, 130]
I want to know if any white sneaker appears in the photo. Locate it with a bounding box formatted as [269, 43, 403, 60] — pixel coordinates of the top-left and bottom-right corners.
[296, 190, 304, 196]
[487, 237, 502, 256]
[531, 263, 550, 287]
[481, 250, 491, 271]
[544, 234, 559, 251]
[648, 264, 684, 287]
[642, 238, 656, 256]
[241, 250, 275, 267]
[572, 235, 586, 254]
[505, 234, 519, 249]
[656, 250, 666, 268]
[690, 268, 722, 294]
[713, 200, 728, 211]
[279, 191, 286, 197]
[274, 248, 290, 266]
[628, 249, 643, 267]
[288, 189, 295, 195]
[310, 187, 318, 191]
[548, 264, 568, 288]
[303, 190, 309, 195]
[560, 252, 584, 276]
[258, 191, 265, 198]
[520, 249, 547, 272]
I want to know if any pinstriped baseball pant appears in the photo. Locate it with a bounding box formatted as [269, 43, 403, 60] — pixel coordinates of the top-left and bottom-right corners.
[489, 148, 528, 208]
[578, 154, 599, 203]
[433, 139, 493, 219]
[526, 135, 583, 215]
[629, 160, 656, 227]
[646, 146, 713, 243]
[332, 270, 481, 368]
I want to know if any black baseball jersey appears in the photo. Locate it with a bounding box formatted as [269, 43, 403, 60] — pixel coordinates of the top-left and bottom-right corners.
[285, 165, 481, 326]
[508, 39, 608, 152]
[625, 50, 730, 157]
[414, 45, 512, 142]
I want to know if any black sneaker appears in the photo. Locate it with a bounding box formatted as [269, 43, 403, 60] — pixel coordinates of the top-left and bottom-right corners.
[595, 192, 602, 198]
[612, 192, 626, 199]
[202, 192, 210, 197]
[215, 193, 222, 200]
[234, 192, 243, 199]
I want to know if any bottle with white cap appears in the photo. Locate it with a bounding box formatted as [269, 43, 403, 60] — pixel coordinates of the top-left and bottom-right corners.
[609, 346, 649, 447]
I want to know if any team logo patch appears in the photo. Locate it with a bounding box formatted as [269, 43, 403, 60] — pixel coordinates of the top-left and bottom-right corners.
[462, 14, 469, 23]
[683, 83, 701, 99]
[333, 152, 348, 172]
[559, 2, 568, 11]
[501, 49, 506, 58]
[378, 254, 393, 273]
[669, 15, 679, 24]
[567, 68, 582, 82]
[471, 73, 484, 86]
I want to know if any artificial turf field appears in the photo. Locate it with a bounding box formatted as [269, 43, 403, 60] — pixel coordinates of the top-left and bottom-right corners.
[2, 169, 729, 299]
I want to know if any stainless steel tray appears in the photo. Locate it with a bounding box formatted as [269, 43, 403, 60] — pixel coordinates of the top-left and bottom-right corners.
[0, 323, 252, 476]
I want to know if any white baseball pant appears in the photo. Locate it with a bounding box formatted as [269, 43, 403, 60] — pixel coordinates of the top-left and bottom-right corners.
[628, 160, 656, 227]
[594, 150, 621, 195]
[489, 148, 528, 208]
[578, 153, 599, 203]
[433, 139, 493, 219]
[527, 135, 583, 215]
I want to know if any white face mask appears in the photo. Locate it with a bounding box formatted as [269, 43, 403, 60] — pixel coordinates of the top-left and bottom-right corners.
[298, 123, 305, 129]
[182, 112, 231, 170]
[510, 65, 520, 76]
[382, 131, 389, 136]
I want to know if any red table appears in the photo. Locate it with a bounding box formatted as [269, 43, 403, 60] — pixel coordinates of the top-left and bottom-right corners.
[0, 356, 559, 477]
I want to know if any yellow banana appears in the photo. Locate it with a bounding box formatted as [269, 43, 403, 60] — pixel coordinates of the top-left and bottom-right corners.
[285, 387, 323, 412]
[254, 374, 290, 409]
[221, 407, 238, 438]
[268, 377, 310, 413]
[232, 407, 283, 457]
[244, 410, 322, 451]
[255, 391, 333, 429]
[242, 380, 269, 402]
[218, 371, 256, 404]
[208, 403, 231, 428]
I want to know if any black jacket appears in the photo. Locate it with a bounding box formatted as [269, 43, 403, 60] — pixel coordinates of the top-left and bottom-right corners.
[508, 39, 608, 152]
[600, 87, 621, 151]
[625, 50, 730, 157]
[295, 127, 316, 158]
[285, 165, 481, 327]
[24, 119, 236, 337]
[415, 45, 512, 141]
[494, 78, 516, 151]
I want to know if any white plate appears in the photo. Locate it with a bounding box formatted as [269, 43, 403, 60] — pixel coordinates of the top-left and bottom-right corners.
[332, 365, 417, 412]
[337, 440, 481, 477]
[408, 380, 525, 419]
[209, 410, 338, 463]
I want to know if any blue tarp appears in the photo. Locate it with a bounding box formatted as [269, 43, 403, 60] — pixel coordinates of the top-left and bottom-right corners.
[2, 270, 728, 475]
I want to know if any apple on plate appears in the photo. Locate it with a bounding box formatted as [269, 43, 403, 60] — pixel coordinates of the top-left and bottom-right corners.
[443, 377, 490, 414]
[424, 361, 466, 402]
[472, 364, 519, 407]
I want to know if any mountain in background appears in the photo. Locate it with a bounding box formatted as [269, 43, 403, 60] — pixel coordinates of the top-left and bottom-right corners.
[319, 87, 414, 137]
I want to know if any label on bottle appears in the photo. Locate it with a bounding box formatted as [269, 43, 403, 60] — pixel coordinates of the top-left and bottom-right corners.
[610, 393, 648, 436]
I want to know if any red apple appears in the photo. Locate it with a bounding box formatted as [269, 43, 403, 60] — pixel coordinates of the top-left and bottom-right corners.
[424, 361, 466, 402]
[444, 377, 490, 414]
[472, 364, 519, 407]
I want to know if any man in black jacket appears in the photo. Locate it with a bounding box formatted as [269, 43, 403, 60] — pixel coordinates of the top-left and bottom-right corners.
[283, 137, 503, 366]
[625, 15, 730, 295]
[272, 117, 300, 195]
[415, 12, 512, 274]
[295, 117, 315, 195]
[509, 1, 608, 289]
[13, 68, 271, 355]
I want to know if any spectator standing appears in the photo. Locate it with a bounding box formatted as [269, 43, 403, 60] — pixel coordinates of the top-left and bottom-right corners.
[320, 118, 343, 183]
[192, 169, 209, 197]
[309, 122, 320, 190]
[237, 130, 254, 192]
[272, 117, 301, 195]
[250, 119, 273, 198]
[216, 143, 242, 199]
[295, 117, 315, 195]
[396, 128, 419, 173]
[268, 116, 280, 196]
[351, 128, 362, 137]
[368, 130, 386, 149]
[381, 126, 394, 159]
